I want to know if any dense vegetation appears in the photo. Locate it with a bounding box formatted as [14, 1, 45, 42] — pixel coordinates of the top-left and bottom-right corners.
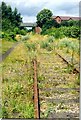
[36, 9, 80, 39]
[42, 26, 80, 39]
[1, 2, 27, 41]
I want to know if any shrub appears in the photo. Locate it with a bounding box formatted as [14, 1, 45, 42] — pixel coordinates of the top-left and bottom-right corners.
[40, 41, 49, 49]
[46, 44, 53, 51]
[22, 35, 30, 41]
[47, 36, 55, 43]
[9, 32, 16, 39]
[20, 29, 27, 35]
[26, 43, 36, 51]
[14, 27, 20, 34]
[42, 26, 80, 39]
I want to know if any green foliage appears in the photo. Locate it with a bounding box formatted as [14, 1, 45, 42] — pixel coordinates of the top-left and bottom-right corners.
[40, 40, 54, 51]
[2, 32, 17, 41]
[9, 32, 16, 40]
[20, 29, 27, 35]
[14, 27, 20, 34]
[26, 43, 36, 51]
[42, 26, 80, 39]
[43, 27, 64, 39]
[36, 9, 53, 27]
[62, 26, 80, 38]
[22, 35, 30, 41]
[61, 21, 69, 27]
[75, 75, 80, 85]
[2, 107, 8, 118]
[47, 36, 55, 43]
[1, 2, 27, 41]
[61, 20, 79, 27]
[40, 41, 49, 49]
[59, 38, 79, 65]
[1, 2, 22, 31]
[42, 19, 61, 33]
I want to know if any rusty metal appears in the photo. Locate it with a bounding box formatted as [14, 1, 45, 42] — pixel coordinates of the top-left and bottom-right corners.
[33, 59, 40, 119]
[56, 53, 80, 73]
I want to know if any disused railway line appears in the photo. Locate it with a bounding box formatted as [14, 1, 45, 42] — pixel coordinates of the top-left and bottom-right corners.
[1, 41, 79, 119]
[33, 59, 40, 118]
[32, 53, 79, 119]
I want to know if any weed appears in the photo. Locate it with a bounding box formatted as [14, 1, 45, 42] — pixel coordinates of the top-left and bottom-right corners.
[40, 41, 49, 49]
[75, 74, 80, 85]
[26, 42, 36, 51]
[47, 36, 55, 43]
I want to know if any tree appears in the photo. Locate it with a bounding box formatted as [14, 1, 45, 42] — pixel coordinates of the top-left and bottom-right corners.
[12, 8, 22, 27]
[1, 2, 22, 31]
[61, 20, 68, 27]
[36, 9, 53, 27]
[1, 2, 26, 41]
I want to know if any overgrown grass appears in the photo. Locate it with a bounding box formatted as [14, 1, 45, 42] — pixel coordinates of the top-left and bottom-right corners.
[1, 34, 80, 118]
[0, 39, 16, 54]
[2, 43, 34, 118]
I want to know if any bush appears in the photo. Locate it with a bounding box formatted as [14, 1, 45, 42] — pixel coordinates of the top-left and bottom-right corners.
[20, 29, 27, 35]
[22, 35, 30, 41]
[2, 32, 17, 41]
[40, 41, 49, 49]
[9, 32, 16, 39]
[42, 26, 80, 39]
[47, 36, 55, 43]
[26, 43, 36, 51]
[14, 27, 20, 34]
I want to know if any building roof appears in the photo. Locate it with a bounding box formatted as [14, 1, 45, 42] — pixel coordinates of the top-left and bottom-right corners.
[53, 16, 80, 20]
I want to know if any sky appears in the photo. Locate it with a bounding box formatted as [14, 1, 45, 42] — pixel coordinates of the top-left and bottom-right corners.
[1, 0, 80, 23]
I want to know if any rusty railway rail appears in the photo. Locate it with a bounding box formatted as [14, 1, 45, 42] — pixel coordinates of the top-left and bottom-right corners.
[56, 53, 80, 73]
[33, 59, 40, 119]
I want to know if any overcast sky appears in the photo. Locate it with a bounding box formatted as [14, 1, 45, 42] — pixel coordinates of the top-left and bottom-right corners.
[1, 0, 80, 22]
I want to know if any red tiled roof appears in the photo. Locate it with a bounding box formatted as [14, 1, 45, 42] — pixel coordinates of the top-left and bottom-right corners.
[53, 16, 80, 20]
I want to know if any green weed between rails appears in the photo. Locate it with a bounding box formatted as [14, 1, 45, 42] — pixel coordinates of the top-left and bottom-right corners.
[22, 34, 30, 41]
[26, 42, 36, 51]
[47, 36, 55, 43]
[75, 74, 80, 86]
[40, 41, 49, 49]
[40, 39, 54, 51]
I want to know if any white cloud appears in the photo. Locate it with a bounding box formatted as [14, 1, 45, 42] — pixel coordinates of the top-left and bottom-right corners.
[22, 15, 36, 22]
[1, 0, 80, 22]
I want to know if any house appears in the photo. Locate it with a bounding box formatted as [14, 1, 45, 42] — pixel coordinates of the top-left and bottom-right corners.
[53, 16, 80, 23]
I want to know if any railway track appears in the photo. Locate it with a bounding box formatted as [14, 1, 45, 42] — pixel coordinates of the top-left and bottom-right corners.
[33, 52, 80, 119]
[1, 39, 80, 119]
